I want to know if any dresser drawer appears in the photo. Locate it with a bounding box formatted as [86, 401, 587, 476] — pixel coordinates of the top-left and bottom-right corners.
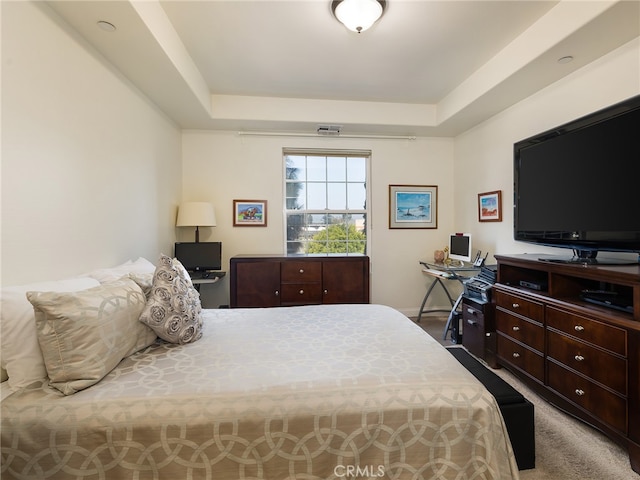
[547, 360, 627, 433]
[547, 306, 626, 356]
[496, 309, 545, 352]
[280, 283, 322, 305]
[547, 331, 627, 395]
[495, 290, 544, 321]
[281, 261, 322, 282]
[497, 333, 545, 382]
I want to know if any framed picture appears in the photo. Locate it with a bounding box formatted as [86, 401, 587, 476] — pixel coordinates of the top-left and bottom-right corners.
[478, 190, 502, 222]
[233, 200, 267, 226]
[389, 185, 438, 229]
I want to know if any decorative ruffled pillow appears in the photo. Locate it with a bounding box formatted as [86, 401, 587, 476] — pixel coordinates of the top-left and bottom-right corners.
[138, 254, 203, 344]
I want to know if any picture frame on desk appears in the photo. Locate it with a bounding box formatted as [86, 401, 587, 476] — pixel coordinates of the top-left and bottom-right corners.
[233, 200, 267, 227]
[389, 185, 438, 229]
[478, 190, 502, 222]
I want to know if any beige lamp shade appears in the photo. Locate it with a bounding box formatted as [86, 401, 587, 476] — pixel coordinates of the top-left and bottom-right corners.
[176, 202, 216, 242]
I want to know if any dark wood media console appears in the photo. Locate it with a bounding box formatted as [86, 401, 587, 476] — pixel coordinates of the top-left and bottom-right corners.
[494, 254, 640, 474]
[229, 255, 370, 308]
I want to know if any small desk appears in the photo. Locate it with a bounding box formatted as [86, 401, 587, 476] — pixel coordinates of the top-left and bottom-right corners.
[417, 261, 479, 327]
[190, 271, 226, 292]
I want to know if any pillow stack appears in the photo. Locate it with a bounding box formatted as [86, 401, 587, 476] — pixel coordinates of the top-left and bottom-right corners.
[1, 255, 203, 396]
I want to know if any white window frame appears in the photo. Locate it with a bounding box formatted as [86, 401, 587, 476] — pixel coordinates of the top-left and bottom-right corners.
[283, 148, 371, 256]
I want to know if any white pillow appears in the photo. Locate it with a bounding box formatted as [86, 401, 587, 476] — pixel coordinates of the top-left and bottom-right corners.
[86, 257, 155, 284]
[1, 277, 101, 390]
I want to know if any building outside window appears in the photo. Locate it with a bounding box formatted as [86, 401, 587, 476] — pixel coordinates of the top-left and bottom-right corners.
[284, 149, 369, 255]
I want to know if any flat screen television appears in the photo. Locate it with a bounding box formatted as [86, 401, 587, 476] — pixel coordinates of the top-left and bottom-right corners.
[449, 233, 472, 263]
[514, 94, 640, 264]
[174, 242, 222, 271]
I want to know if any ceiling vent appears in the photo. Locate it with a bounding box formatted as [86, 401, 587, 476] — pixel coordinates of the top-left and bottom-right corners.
[317, 125, 342, 136]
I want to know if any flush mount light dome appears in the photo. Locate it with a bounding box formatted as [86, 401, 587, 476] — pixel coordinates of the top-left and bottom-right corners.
[332, 0, 386, 33]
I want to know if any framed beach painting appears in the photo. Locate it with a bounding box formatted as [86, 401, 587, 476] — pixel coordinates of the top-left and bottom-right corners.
[389, 185, 438, 229]
[478, 190, 502, 222]
[233, 200, 267, 226]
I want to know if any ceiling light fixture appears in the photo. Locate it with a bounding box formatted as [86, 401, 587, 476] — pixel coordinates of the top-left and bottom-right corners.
[331, 0, 386, 33]
[558, 55, 574, 64]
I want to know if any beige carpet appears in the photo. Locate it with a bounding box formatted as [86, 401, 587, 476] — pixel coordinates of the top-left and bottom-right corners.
[414, 316, 639, 479]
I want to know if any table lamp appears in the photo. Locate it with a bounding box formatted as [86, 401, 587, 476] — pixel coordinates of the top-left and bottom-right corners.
[176, 202, 216, 242]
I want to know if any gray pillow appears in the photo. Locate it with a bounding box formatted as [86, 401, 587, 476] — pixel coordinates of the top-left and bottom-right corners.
[27, 277, 157, 395]
[138, 254, 203, 344]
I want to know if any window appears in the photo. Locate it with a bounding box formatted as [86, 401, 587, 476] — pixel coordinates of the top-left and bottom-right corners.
[284, 149, 369, 255]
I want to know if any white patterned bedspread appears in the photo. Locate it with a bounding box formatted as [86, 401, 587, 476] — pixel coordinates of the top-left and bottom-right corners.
[1, 304, 519, 480]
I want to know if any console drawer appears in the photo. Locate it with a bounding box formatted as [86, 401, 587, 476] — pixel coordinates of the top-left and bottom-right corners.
[497, 334, 544, 382]
[280, 283, 322, 305]
[547, 331, 627, 395]
[495, 290, 544, 321]
[496, 309, 544, 352]
[281, 262, 322, 282]
[547, 360, 627, 433]
[547, 306, 626, 356]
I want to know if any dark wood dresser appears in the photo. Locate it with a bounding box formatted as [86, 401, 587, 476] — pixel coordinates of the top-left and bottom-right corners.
[494, 254, 640, 474]
[229, 255, 370, 308]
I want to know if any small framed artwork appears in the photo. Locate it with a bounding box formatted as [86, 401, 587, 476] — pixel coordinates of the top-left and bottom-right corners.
[389, 185, 438, 229]
[478, 190, 502, 222]
[233, 200, 267, 227]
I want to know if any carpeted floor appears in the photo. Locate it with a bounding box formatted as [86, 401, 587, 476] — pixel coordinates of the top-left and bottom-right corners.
[414, 315, 639, 479]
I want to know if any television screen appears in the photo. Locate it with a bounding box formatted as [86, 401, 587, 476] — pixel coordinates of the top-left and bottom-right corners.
[514, 95, 640, 263]
[174, 242, 222, 271]
[449, 233, 472, 263]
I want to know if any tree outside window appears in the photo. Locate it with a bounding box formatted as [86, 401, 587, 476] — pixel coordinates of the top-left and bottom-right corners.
[285, 151, 369, 255]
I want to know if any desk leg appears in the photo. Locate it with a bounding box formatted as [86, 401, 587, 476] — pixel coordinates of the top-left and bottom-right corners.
[417, 277, 457, 323]
[442, 292, 464, 341]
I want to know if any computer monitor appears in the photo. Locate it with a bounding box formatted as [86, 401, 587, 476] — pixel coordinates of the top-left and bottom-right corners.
[174, 242, 222, 271]
[449, 233, 472, 263]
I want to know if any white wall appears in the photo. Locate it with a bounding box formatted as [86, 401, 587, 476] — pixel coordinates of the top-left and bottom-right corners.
[4, 1, 637, 314]
[453, 38, 640, 263]
[1, 2, 182, 286]
[183, 37, 640, 313]
[181, 132, 457, 314]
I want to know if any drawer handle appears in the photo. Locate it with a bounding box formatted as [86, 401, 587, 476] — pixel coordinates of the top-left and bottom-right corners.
[466, 308, 476, 315]
[575, 389, 585, 397]
[574, 355, 585, 362]
[299, 269, 304, 274]
[467, 319, 477, 326]
[512, 303, 520, 309]
[512, 326, 520, 332]
[324, 289, 328, 295]
[299, 289, 304, 295]
[275, 290, 279, 296]
[574, 325, 585, 332]
[512, 352, 520, 358]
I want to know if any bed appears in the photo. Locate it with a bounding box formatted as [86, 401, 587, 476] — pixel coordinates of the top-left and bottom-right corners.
[1, 259, 519, 480]
[0, 255, 518, 480]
